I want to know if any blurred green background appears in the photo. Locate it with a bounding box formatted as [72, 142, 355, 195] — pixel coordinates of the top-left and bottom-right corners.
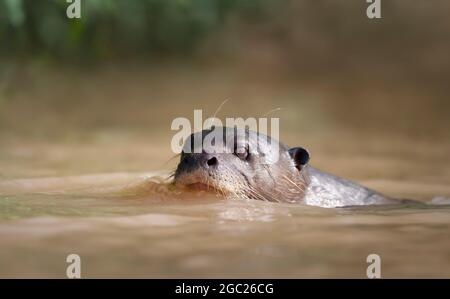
[0, 0, 274, 60]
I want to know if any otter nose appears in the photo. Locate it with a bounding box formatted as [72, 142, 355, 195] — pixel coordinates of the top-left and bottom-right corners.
[206, 156, 218, 167]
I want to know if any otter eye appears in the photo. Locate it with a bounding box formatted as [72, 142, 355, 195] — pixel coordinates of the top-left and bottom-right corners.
[234, 146, 249, 160]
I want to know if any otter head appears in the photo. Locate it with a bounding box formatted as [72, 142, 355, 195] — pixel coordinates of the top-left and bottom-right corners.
[173, 127, 310, 203]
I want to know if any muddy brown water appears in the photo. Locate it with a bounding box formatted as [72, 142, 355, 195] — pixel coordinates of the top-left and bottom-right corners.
[0, 66, 449, 278]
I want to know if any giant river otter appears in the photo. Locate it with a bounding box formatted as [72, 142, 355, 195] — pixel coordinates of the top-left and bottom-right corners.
[173, 127, 412, 208]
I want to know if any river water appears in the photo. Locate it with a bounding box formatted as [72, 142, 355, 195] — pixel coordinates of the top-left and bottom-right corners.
[0, 66, 449, 278]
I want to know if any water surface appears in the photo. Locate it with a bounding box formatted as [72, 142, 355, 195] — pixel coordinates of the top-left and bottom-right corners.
[1, 66, 449, 278]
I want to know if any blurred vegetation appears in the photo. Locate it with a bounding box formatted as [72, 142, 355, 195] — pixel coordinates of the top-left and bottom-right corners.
[1, 0, 450, 94]
[0, 0, 276, 61]
[1, 0, 450, 144]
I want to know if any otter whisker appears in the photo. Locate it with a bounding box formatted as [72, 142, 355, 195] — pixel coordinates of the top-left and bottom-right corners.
[241, 184, 271, 202]
[280, 174, 306, 193]
[163, 154, 181, 168]
[261, 107, 283, 118]
[261, 164, 275, 183]
[166, 171, 176, 180]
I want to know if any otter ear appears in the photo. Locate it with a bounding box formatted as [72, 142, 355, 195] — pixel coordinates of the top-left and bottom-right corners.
[289, 147, 310, 170]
